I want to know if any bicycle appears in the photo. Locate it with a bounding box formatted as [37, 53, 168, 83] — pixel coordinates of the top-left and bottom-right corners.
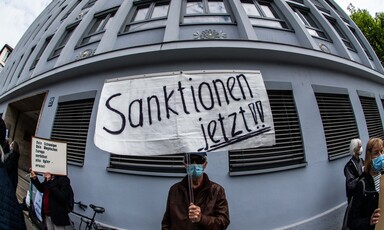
[70, 201, 115, 230]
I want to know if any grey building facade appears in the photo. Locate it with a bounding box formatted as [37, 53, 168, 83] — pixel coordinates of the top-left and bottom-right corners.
[0, 0, 383, 229]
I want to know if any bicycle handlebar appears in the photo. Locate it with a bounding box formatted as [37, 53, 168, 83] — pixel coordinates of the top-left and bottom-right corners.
[75, 201, 88, 211]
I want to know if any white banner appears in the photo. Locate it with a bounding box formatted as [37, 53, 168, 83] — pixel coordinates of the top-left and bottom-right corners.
[94, 71, 275, 156]
[31, 137, 67, 175]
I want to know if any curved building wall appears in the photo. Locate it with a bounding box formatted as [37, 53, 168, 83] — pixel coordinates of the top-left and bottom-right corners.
[0, 0, 383, 229]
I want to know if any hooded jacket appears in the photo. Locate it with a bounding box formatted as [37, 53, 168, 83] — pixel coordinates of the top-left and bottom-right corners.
[162, 173, 230, 230]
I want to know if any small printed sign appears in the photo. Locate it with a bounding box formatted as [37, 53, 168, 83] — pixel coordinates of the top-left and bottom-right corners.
[31, 136, 67, 175]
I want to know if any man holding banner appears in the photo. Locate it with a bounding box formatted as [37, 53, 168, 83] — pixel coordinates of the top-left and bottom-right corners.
[161, 152, 230, 230]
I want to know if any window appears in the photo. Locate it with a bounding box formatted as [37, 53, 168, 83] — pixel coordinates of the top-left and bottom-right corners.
[183, 0, 233, 24]
[62, 0, 82, 20]
[229, 90, 306, 175]
[82, 0, 97, 9]
[30, 35, 53, 70]
[50, 23, 78, 58]
[349, 26, 372, 59]
[359, 96, 384, 139]
[77, 0, 98, 20]
[17, 46, 35, 79]
[108, 153, 186, 175]
[2, 50, 11, 63]
[324, 0, 349, 23]
[79, 8, 117, 46]
[122, 1, 170, 33]
[315, 92, 358, 160]
[51, 98, 95, 166]
[326, 17, 354, 50]
[241, 0, 288, 29]
[6, 55, 23, 85]
[2, 61, 14, 87]
[290, 5, 327, 39]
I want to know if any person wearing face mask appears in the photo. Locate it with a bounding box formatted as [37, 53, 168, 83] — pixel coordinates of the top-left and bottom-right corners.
[347, 137, 383, 230]
[344, 138, 365, 203]
[161, 152, 230, 230]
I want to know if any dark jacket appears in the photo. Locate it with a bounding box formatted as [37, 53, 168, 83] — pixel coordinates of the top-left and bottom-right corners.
[347, 172, 378, 230]
[162, 173, 230, 230]
[0, 161, 27, 230]
[31, 175, 71, 226]
[344, 156, 364, 203]
[5, 150, 20, 191]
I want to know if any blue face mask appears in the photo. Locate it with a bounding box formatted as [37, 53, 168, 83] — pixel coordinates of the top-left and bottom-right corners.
[187, 164, 204, 178]
[372, 155, 384, 172]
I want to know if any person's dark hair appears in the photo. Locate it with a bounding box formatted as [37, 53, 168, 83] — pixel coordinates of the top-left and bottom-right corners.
[183, 152, 207, 164]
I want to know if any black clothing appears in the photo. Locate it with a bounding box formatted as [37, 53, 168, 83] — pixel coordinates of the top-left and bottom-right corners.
[31, 175, 71, 226]
[0, 118, 6, 147]
[347, 172, 378, 230]
[5, 150, 20, 191]
[0, 161, 27, 230]
[344, 156, 364, 203]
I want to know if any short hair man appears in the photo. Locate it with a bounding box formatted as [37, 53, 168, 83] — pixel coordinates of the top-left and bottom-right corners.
[161, 152, 230, 230]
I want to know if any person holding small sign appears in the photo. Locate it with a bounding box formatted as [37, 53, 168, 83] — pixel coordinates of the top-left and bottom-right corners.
[161, 152, 230, 230]
[30, 170, 71, 230]
[347, 137, 383, 230]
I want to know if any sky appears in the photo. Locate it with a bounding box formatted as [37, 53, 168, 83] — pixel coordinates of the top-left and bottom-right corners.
[0, 0, 383, 50]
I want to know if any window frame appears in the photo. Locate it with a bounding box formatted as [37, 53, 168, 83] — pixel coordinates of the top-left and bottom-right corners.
[349, 26, 372, 59]
[30, 35, 53, 70]
[61, 0, 82, 21]
[49, 23, 79, 59]
[78, 7, 118, 47]
[290, 4, 328, 40]
[240, 0, 289, 29]
[82, 0, 97, 10]
[120, 0, 170, 34]
[182, 0, 234, 24]
[325, 16, 355, 51]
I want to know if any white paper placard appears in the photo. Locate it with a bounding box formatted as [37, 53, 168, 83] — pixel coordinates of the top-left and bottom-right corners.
[95, 71, 275, 156]
[31, 136, 67, 175]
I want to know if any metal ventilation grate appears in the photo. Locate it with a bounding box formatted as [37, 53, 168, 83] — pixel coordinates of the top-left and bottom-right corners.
[109, 153, 185, 175]
[228, 90, 306, 175]
[359, 96, 384, 139]
[51, 98, 94, 166]
[315, 92, 358, 160]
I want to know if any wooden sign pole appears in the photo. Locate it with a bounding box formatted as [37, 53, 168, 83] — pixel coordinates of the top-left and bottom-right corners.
[375, 172, 384, 230]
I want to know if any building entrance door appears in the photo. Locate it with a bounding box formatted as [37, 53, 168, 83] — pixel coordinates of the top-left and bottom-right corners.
[3, 92, 46, 201]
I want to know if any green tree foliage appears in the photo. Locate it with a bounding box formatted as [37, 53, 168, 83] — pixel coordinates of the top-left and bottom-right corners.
[348, 5, 384, 64]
